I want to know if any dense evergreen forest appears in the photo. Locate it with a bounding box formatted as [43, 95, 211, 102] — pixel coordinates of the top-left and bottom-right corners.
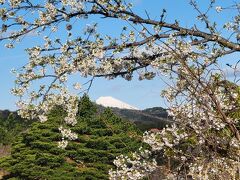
[0, 96, 149, 179]
[0, 111, 33, 146]
[0, 99, 170, 147]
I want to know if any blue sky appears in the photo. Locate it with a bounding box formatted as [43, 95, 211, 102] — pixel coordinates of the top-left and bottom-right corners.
[0, 0, 237, 110]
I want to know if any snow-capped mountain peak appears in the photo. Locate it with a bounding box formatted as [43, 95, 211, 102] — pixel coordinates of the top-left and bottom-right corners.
[96, 96, 139, 110]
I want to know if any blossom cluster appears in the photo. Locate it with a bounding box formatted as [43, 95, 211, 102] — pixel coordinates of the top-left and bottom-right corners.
[109, 149, 157, 180]
[188, 157, 240, 179]
[143, 124, 187, 151]
[58, 126, 78, 149]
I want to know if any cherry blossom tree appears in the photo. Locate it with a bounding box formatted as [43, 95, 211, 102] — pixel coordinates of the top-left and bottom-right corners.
[0, 0, 240, 179]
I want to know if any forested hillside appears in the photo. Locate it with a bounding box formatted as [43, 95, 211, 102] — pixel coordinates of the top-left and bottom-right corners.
[0, 96, 144, 179]
[0, 101, 170, 146]
[110, 107, 172, 130]
[96, 104, 171, 131]
[0, 110, 33, 146]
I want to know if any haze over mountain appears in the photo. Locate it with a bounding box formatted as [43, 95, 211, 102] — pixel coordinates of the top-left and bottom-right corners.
[96, 96, 139, 110]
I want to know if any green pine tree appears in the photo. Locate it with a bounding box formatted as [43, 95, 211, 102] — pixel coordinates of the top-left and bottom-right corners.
[77, 94, 97, 118]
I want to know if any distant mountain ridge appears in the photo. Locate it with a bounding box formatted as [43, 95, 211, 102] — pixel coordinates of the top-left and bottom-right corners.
[95, 96, 172, 130]
[0, 110, 13, 120]
[96, 105, 172, 130]
[0, 103, 172, 133]
[143, 107, 168, 118]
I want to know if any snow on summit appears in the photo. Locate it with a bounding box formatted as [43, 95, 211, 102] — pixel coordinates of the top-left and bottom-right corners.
[96, 96, 139, 110]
